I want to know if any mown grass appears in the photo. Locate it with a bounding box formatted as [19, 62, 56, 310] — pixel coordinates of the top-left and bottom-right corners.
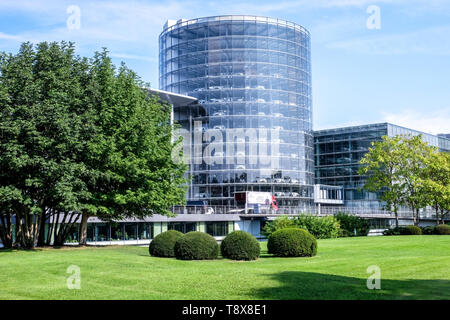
[0, 236, 449, 300]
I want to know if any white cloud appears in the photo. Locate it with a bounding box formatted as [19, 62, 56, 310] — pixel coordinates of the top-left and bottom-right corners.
[383, 108, 450, 135]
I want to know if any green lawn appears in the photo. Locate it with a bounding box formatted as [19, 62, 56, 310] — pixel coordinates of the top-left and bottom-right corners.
[0, 236, 449, 300]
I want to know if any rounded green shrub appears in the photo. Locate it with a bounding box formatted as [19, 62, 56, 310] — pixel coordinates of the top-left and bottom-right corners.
[267, 228, 317, 257]
[404, 225, 422, 235]
[220, 231, 260, 261]
[384, 226, 422, 236]
[149, 230, 184, 257]
[174, 231, 219, 260]
[421, 226, 436, 235]
[435, 224, 450, 235]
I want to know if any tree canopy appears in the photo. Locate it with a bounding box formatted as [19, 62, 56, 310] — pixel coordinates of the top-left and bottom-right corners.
[0, 41, 188, 248]
[359, 134, 449, 226]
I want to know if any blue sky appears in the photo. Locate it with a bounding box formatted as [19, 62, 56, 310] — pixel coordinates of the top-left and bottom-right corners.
[1, 0, 449, 134]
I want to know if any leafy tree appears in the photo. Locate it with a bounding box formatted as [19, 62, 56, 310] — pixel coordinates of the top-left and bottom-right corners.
[0, 42, 90, 248]
[422, 152, 450, 224]
[359, 135, 405, 228]
[397, 136, 436, 225]
[0, 42, 188, 248]
[77, 50, 188, 245]
[360, 134, 440, 227]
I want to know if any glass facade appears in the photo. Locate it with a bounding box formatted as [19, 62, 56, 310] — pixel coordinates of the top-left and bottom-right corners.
[314, 122, 450, 209]
[160, 16, 314, 209]
[314, 123, 387, 209]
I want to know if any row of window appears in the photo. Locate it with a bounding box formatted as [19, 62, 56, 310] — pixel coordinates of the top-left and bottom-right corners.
[191, 184, 313, 200]
[65, 222, 231, 242]
[161, 21, 309, 47]
[161, 63, 311, 84]
[161, 36, 309, 55]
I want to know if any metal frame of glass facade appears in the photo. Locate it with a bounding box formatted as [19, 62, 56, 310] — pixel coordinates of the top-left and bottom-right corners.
[159, 15, 314, 209]
[314, 122, 450, 209]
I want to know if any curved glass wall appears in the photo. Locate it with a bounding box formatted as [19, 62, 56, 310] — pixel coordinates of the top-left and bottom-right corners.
[160, 16, 314, 209]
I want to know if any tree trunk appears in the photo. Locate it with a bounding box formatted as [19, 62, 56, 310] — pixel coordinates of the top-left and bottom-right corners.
[393, 204, 399, 228]
[79, 212, 89, 246]
[436, 206, 440, 225]
[37, 210, 47, 247]
[0, 213, 13, 248]
[395, 212, 399, 228]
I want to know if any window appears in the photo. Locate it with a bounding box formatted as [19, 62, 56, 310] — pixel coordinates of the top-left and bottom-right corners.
[168, 222, 197, 234]
[95, 223, 110, 242]
[124, 223, 137, 240]
[206, 222, 228, 236]
[139, 223, 153, 240]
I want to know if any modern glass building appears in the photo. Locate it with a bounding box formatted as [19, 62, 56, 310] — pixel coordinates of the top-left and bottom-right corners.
[314, 123, 450, 210]
[159, 16, 314, 210]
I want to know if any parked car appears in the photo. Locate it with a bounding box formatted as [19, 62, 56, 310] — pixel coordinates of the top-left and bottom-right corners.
[204, 207, 214, 214]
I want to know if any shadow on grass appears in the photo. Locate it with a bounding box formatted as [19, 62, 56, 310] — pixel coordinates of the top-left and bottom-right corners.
[249, 271, 450, 300]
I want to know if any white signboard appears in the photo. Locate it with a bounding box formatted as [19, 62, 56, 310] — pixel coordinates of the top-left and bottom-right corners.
[247, 192, 272, 205]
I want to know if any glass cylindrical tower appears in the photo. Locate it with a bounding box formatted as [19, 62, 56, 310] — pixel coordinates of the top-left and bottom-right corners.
[160, 15, 314, 210]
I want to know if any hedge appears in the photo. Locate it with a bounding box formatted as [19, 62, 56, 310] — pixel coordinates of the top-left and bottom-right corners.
[384, 225, 422, 236]
[334, 213, 370, 237]
[267, 228, 317, 257]
[174, 231, 219, 260]
[220, 231, 260, 261]
[435, 224, 450, 235]
[149, 230, 184, 257]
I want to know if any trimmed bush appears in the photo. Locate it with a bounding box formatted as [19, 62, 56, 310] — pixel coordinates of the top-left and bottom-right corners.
[174, 231, 219, 260]
[335, 212, 370, 237]
[294, 215, 341, 239]
[384, 226, 422, 236]
[267, 228, 317, 257]
[421, 226, 436, 235]
[149, 230, 184, 257]
[220, 231, 260, 261]
[435, 224, 450, 235]
[405, 225, 422, 235]
[383, 227, 401, 236]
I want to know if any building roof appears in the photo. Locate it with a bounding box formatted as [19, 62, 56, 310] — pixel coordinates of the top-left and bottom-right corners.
[147, 88, 197, 106]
